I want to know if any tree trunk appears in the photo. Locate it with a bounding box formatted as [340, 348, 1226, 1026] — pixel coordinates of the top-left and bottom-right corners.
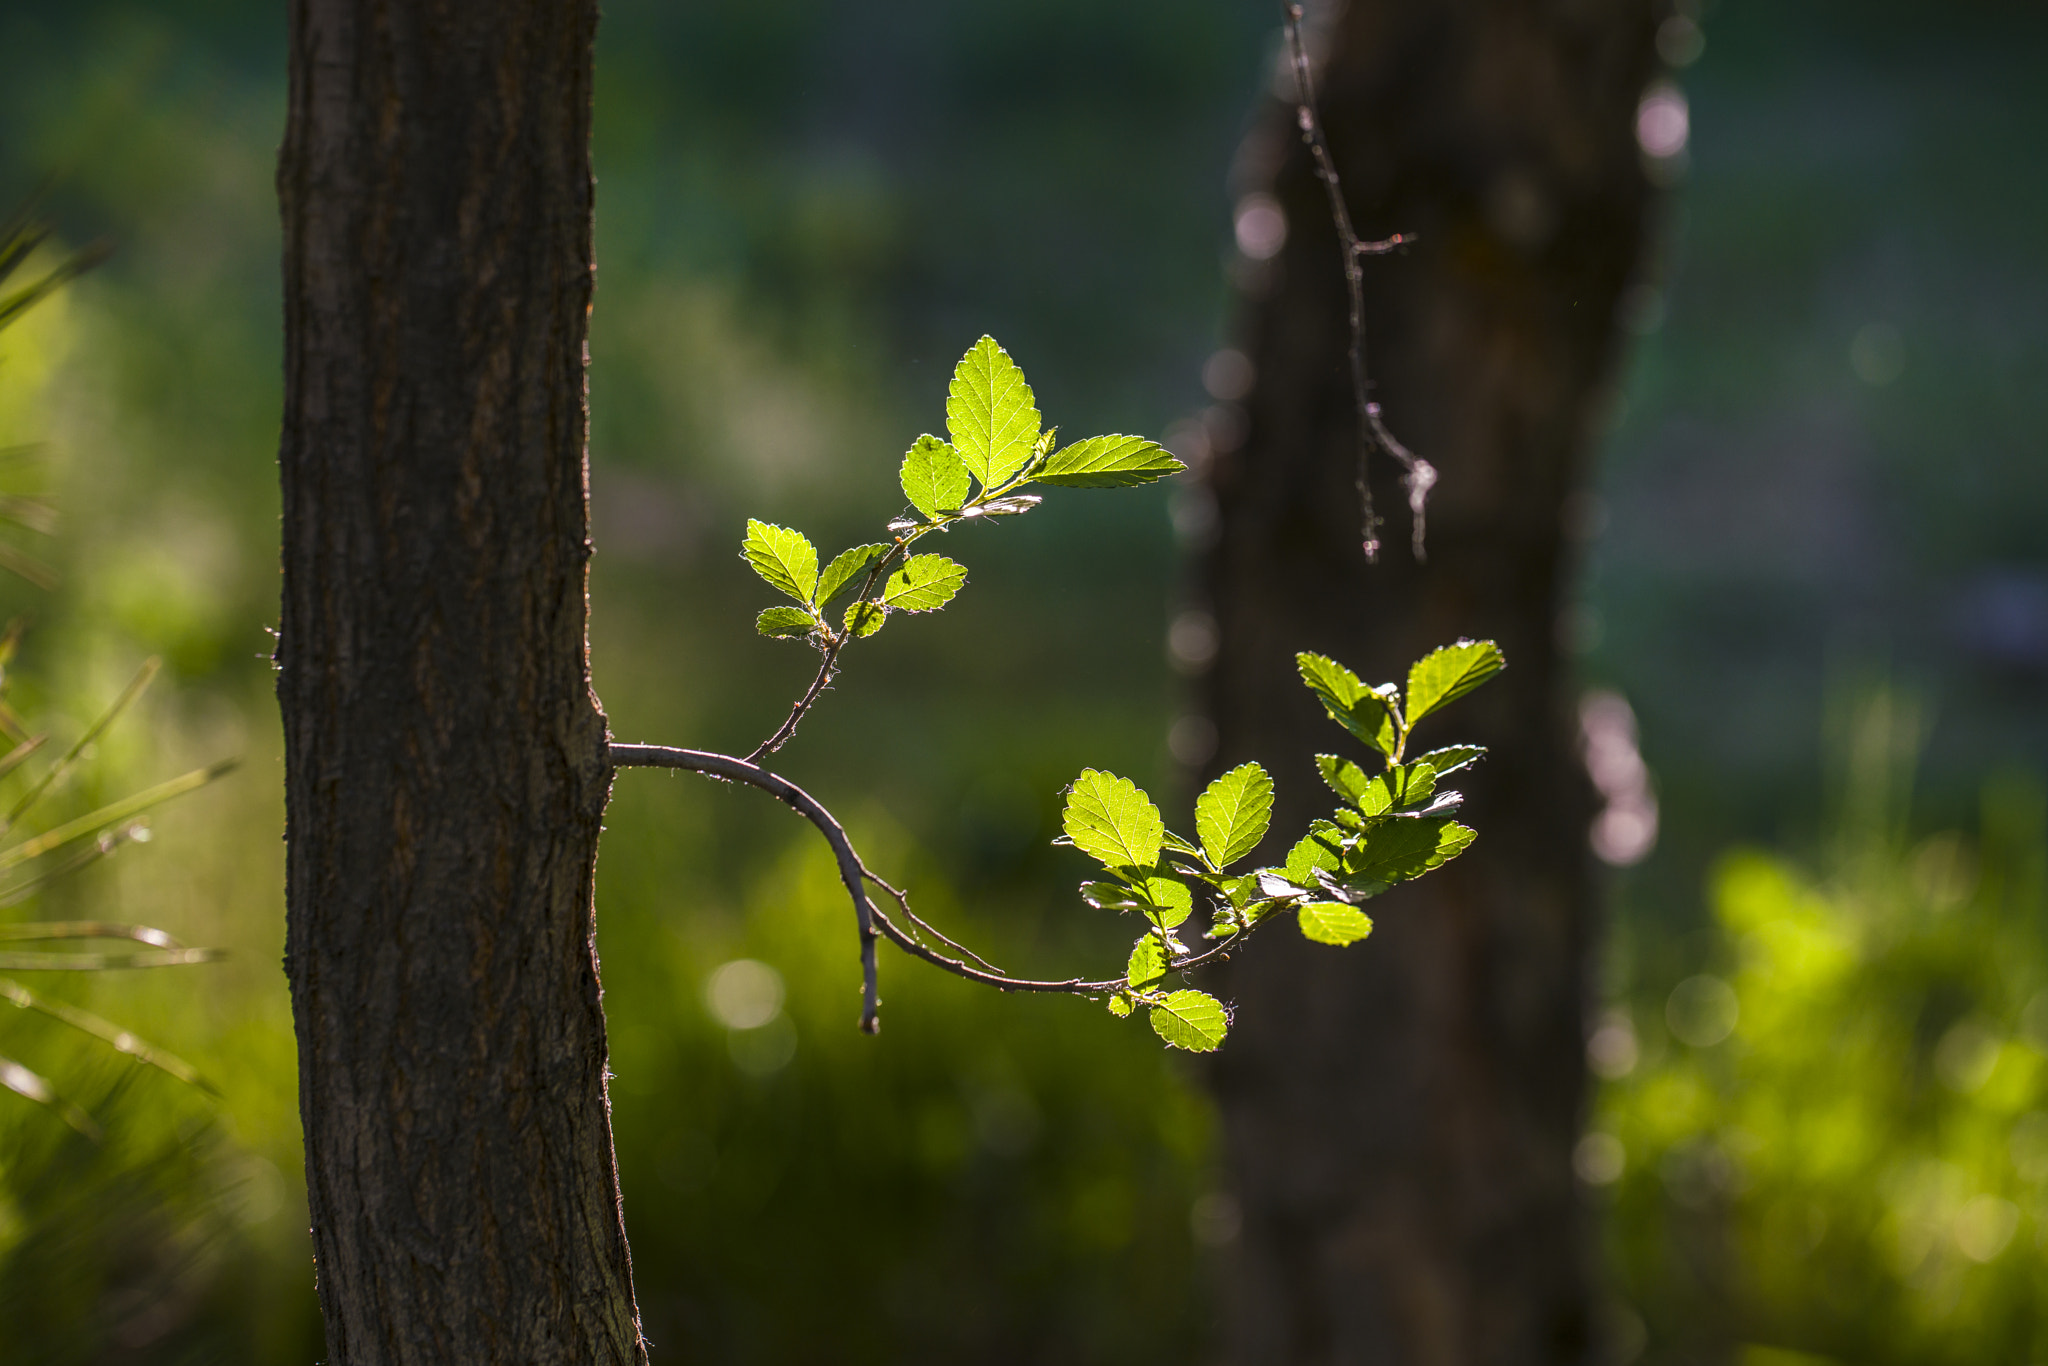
[276, 1, 645, 1361]
[1199, 3, 1656, 1363]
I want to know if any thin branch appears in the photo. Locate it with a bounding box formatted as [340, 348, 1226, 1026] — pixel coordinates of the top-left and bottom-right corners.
[1281, 3, 1435, 562]
[612, 743, 887, 1030]
[611, 742, 1250, 1026]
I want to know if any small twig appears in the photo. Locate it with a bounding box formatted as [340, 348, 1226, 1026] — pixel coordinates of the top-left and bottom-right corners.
[1281, 3, 1434, 562]
[744, 541, 910, 764]
[611, 742, 1247, 1028]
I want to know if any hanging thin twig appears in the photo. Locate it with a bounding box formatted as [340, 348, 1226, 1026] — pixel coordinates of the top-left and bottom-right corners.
[1280, 3, 1435, 562]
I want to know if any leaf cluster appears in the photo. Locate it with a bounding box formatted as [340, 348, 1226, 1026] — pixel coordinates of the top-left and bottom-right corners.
[692, 334, 1505, 1052]
[1057, 640, 1504, 1051]
[741, 336, 1183, 651]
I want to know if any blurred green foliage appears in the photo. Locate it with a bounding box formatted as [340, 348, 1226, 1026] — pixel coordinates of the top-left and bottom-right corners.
[1596, 689, 2048, 1364]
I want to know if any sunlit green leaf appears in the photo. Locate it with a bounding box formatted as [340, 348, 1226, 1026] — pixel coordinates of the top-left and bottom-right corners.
[1034, 434, 1185, 488]
[1196, 762, 1274, 868]
[898, 435, 971, 519]
[946, 336, 1041, 488]
[1106, 992, 1134, 1018]
[1134, 874, 1193, 930]
[1315, 753, 1373, 804]
[741, 519, 819, 604]
[1340, 818, 1476, 892]
[817, 544, 890, 606]
[1411, 744, 1486, 777]
[882, 554, 967, 612]
[1126, 935, 1167, 990]
[1296, 653, 1400, 756]
[1062, 769, 1164, 871]
[755, 606, 817, 639]
[1149, 989, 1228, 1052]
[1080, 880, 1139, 911]
[1357, 763, 1438, 817]
[1296, 902, 1374, 946]
[1405, 639, 1505, 724]
[843, 599, 886, 638]
[1282, 820, 1345, 883]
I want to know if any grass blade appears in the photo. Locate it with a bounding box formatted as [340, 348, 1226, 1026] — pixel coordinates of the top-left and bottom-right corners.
[0, 758, 237, 874]
[6, 657, 162, 830]
[0, 1051, 100, 1140]
[0, 977, 217, 1095]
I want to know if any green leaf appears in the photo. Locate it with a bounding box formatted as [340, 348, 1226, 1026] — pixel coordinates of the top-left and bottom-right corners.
[1412, 744, 1486, 777]
[946, 336, 1041, 488]
[899, 435, 971, 519]
[1357, 763, 1438, 817]
[1062, 769, 1165, 871]
[817, 543, 890, 606]
[1241, 898, 1288, 927]
[1106, 993, 1134, 1018]
[1134, 874, 1193, 930]
[1282, 820, 1345, 883]
[1195, 762, 1274, 868]
[1160, 829, 1205, 861]
[1296, 653, 1401, 756]
[1315, 753, 1373, 804]
[843, 599, 886, 638]
[1034, 434, 1185, 488]
[1149, 989, 1228, 1052]
[1297, 902, 1374, 946]
[741, 520, 819, 604]
[1340, 818, 1477, 892]
[1080, 880, 1139, 911]
[882, 554, 967, 612]
[1405, 640, 1505, 724]
[755, 606, 817, 640]
[1126, 935, 1167, 990]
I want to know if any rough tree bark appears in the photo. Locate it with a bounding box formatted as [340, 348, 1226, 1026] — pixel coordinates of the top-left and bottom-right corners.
[276, 1, 646, 1361]
[1200, 2, 1657, 1363]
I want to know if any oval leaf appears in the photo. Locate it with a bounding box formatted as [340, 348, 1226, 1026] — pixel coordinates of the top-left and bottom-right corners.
[755, 606, 817, 640]
[1148, 989, 1228, 1052]
[1412, 744, 1486, 777]
[1195, 762, 1274, 869]
[1315, 753, 1372, 804]
[1126, 935, 1167, 990]
[1405, 639, 1505, 724]
[1035, 434, 1185, 488]
[1341, 818, 1477, 889]
[1297, 902, 1374, 946]
[741, 519, 819, 604]
[817, 543, 890, 606]
[1135, 874, 1193, 930]
[1062, 769, 1164, 871]
[946, 336, 1041, 489]
[1296, 653, 1400, 756]
[882, 554, 967, 612]
[843, 599, 886, 638]
[899, 435, 971, 519]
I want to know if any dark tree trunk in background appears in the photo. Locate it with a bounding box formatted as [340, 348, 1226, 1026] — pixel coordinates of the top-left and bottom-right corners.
[276, 1, 645, 1361]
[1200, 2, 1657, 1362]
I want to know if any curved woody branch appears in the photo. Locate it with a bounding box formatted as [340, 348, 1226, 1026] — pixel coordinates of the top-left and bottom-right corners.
[609, 743, 1245, 1030]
